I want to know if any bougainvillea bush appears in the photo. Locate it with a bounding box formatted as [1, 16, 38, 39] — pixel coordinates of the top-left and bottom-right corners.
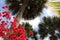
[0, 5, 34, 40]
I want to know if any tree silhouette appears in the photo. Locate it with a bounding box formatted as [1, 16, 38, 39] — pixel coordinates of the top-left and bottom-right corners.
[38, 17, 60, 40]
[5, 0, 47, 26]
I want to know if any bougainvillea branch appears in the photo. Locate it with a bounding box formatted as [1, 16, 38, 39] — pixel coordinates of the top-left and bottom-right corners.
[0, 11, 27, 40]
[0, 5, 34, 40]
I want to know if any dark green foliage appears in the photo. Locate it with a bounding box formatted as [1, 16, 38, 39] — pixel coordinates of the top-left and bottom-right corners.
[6, 0, 22, 15]
[50, 35, 57, 40]
[57, 34, 60, 38]
[5, 0, 47, 20]
[23, 23, 38, 40]
[39, 27, 48, 39]
[23, 23, 33, 37]
[56, 30, 60, 38]
[38, 17, 60, 40]
[10, 22, 37, 39]
[32, 31, 37, 40]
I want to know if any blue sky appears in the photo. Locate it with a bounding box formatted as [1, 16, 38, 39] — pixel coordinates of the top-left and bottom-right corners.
[0, 0, 6, 12]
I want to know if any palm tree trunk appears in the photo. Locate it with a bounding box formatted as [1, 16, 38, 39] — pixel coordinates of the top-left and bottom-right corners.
[16, 0, 29, 26]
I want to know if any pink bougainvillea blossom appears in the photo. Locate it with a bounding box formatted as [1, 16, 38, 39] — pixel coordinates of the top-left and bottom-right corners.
[2, 5, 9, 9]
[2, 11, 11, 19]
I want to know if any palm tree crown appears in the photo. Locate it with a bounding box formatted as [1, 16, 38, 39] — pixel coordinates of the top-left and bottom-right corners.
[6, 0, 47, 20]
[38, 17, 60, 40]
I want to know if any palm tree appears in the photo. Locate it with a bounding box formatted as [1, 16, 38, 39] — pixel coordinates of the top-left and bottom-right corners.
[5, 0, 47, 26]
[38, 17, 60, 40]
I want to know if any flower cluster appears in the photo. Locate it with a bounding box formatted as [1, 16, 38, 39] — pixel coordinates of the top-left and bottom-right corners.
[10, 20, 27, 40]
[2, 11, 11, 19]
[0, 5, 27, 40]
[7, 24, 27, 40]
[29, 30, 33, 36]
[2, 5, 9, 9]
[0, 11, 11, 38]
[0, 21, 10, 38]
